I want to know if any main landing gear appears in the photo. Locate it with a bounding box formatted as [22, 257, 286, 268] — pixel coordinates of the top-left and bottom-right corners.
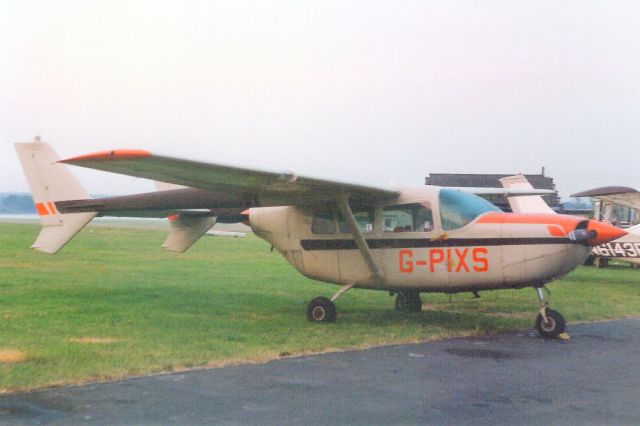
[307, 296, 337, 322]
[394, 291, 422, 312]
[534, 287, 566, 339]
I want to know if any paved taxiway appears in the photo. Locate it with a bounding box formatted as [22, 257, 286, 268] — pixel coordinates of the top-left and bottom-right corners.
[2, 319, 640, 425]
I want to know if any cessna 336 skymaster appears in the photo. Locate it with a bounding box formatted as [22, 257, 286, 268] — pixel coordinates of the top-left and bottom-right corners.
[15, 141, 626, 338]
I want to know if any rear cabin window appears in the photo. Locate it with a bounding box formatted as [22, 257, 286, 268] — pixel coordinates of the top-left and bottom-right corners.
[312, 208, 375, 234]
[311, 210, 336, 234]
[438, 189, 501, 231]
[383, 203, 434, 233]
[338, 208, 375, 233]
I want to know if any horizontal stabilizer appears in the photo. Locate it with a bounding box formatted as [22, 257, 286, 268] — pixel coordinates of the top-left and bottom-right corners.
[31, 213, 96, 253]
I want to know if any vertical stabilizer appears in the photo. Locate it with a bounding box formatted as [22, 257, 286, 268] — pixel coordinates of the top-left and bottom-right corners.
[499, 175, 556, 214]
[15, 140, 97, 253]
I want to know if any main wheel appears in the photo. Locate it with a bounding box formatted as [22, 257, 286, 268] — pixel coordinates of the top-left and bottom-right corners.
[307, 297, 337, 323]
[594, 256, 609, 268]
[535, 308, 566, 338]
[395, 291, 422, 312]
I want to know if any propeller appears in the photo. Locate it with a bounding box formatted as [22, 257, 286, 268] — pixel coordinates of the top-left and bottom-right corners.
[569, 220, 627, 246]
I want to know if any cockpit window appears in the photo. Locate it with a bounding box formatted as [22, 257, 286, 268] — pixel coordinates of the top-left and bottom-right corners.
[439, 189, 501, 231]
[383, 203, 434, 233]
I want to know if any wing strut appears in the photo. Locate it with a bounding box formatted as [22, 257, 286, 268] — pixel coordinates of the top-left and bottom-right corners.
[336, 193, 384, 286]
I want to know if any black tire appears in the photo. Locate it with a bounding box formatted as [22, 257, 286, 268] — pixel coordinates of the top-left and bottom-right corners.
[594, 256, 609, 268]
[535, 308, 566, 338]
[395, 291, 422, 312]
[307, 297, 337, 323]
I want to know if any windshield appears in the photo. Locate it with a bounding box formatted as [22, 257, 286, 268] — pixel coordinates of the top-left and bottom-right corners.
[439, 189, 501, 231]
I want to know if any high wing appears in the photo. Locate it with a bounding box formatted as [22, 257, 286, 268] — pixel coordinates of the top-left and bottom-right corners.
[60, 150, 399, 207]
[17, 142, 399, 253]
[571, 186, 640, 210]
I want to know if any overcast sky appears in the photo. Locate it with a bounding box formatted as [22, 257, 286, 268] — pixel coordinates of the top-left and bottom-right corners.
[1, 0, 638, 199]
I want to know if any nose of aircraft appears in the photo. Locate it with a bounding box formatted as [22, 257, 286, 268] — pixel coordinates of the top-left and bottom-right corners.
[581, 220, 627, 246]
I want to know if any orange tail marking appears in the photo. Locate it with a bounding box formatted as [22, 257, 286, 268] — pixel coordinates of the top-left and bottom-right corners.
[35, 203, 49, 216]
[47, 202, 57, 215]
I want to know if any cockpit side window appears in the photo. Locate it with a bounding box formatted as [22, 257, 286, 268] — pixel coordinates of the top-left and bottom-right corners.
[383, 203, 434, 233]
[439, 189, 501, 231]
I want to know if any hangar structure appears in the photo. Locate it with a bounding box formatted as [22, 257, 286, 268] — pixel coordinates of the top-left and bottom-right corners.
[425, 169, 561, 212]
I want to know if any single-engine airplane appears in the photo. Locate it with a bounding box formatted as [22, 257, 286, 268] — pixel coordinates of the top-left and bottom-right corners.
[15, 141, 626, 338]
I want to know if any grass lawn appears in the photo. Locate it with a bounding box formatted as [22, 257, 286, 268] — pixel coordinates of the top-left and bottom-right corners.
[0, 222, 639, 393]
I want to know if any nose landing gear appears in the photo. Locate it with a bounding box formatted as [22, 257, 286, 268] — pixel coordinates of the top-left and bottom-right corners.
[534, 287, 566, 338]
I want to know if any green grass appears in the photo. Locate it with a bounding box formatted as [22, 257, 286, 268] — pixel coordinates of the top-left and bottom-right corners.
[1, 222, 639, 392]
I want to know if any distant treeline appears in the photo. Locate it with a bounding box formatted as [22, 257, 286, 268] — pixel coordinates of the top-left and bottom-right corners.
[0, 193, 35, 214]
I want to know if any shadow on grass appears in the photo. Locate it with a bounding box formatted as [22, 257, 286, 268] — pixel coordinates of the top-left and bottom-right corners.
[336, 307, 531, 334]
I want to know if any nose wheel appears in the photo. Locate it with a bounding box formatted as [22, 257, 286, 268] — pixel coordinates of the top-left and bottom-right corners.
[534, 287, 566, 338]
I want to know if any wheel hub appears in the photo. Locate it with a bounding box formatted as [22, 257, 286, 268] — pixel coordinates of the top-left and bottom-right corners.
[541, 317, 556, 332]
[312, 306, 326, 321]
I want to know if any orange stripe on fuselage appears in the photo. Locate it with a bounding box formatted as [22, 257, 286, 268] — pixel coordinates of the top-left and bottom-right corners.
[477, 213, 580, 234]
[62, 149, 152, 162]
[47, 202, 57, 215]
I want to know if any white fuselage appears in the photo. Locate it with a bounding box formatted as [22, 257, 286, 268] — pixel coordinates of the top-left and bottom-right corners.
[591, 224, 640, 265]
[249, 187, 591, 292]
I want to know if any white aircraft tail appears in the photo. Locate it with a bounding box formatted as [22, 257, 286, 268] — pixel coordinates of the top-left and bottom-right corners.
[499, 175, 556, 214]
[15, 141, 97, 253]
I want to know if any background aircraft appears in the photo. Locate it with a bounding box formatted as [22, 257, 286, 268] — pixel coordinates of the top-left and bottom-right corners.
[15, 141, 625, 338]
[501, 176, 640, 268]
[571, 186, 640, 267]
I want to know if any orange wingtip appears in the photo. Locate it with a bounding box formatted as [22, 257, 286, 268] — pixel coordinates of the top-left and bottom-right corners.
[61, 149, 152, 162]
